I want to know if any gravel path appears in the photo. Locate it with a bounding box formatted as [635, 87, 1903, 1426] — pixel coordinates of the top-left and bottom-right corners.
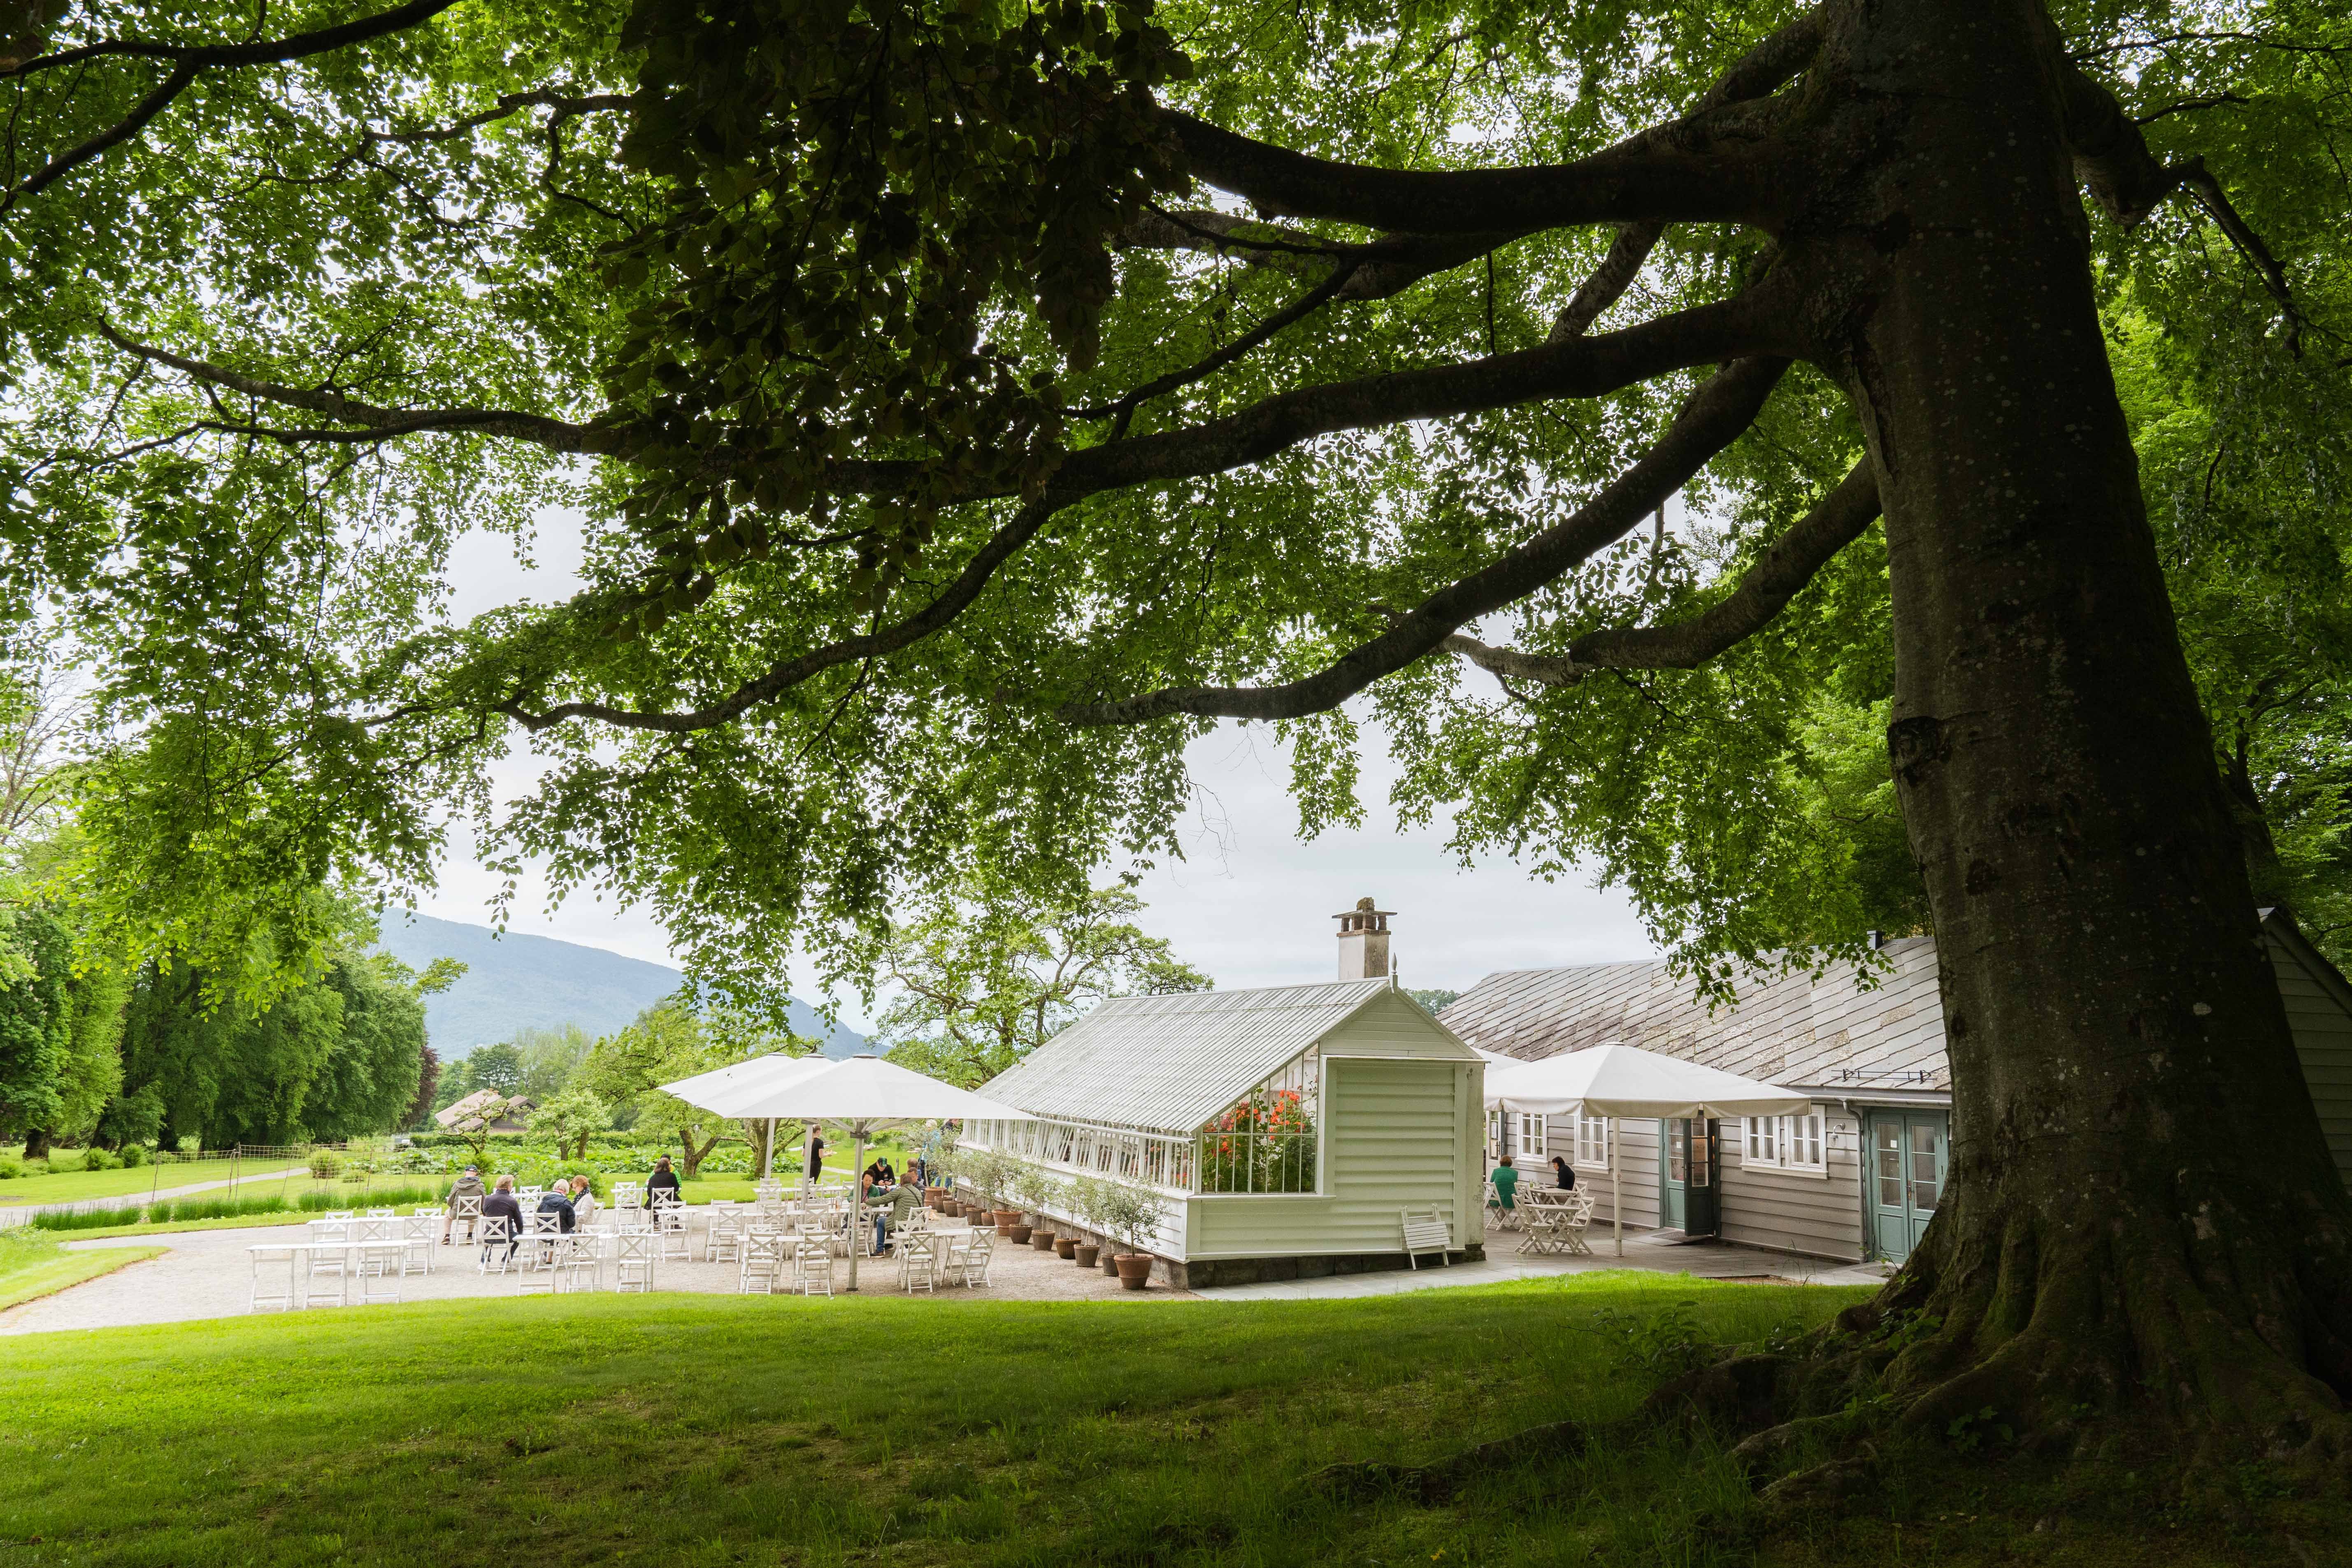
[0, 1217, 1185, 1333]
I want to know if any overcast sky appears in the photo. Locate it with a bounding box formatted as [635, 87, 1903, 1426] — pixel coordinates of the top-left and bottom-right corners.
[418, 516, 1660, 1030]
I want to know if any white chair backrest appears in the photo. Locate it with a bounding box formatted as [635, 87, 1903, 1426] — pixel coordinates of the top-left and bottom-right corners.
[368, 1207, 395, 1219]
[324, 1210, 355, 1221]
[532, 1211, 562, 1235]
[481, 1215, 513, 1242]
[452, 1194, 483, 1219]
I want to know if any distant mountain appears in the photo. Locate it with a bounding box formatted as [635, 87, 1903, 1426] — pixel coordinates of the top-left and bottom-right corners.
[374, 913, 866, 1060]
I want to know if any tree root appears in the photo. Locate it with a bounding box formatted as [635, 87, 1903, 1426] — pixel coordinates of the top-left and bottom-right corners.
[1301, 1419, 1587, 1505]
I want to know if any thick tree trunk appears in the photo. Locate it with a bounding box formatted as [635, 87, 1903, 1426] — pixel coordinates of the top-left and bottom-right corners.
[21, 1129, 49, 1159]
[1767, 0, 2352, 1464]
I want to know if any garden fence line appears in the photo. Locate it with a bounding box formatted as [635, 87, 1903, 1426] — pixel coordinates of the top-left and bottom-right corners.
[0, 1143, 354, 1228]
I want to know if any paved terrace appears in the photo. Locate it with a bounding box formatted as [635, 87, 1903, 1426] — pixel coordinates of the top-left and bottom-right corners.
[2, 1217, 1885, 1334]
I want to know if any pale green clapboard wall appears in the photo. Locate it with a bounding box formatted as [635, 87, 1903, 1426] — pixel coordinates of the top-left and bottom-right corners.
[1187, 1045, 1479, 1260]
[2271, 934, 2352, 1193]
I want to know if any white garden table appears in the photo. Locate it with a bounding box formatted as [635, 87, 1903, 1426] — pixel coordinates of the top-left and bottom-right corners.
[248, 1239, 407, 1309]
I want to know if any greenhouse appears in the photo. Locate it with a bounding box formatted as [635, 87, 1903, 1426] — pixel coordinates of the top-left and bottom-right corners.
[965, 978, 1486, 1287]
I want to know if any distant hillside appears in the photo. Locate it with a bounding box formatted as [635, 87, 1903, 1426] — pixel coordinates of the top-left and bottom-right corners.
[375, 913, 866, 1060]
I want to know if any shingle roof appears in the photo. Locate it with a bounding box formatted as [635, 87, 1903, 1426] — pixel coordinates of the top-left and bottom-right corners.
[979, 979, 1414, 1134]
[1437, 936, 1951, 1093]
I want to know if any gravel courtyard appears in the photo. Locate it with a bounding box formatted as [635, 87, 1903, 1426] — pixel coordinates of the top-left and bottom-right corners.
[2, 1217, 1187, 1333]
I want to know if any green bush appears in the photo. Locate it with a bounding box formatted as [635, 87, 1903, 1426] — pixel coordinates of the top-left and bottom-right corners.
[308, 1150, 342, 1179]
[0, 1157, 22, 1179]
[118, 1144, 147, 1168]
[79, 1148, 121, 1172]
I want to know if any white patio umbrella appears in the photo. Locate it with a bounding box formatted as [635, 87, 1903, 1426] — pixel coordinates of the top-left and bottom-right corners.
[1484, 1043, 1815, 1256]
[665, 1053, 1034, 1290]
[658, 1052, 834, 1178]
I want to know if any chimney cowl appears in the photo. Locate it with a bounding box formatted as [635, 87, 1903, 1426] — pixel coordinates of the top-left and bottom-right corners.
[1334, 897, 1395, 979]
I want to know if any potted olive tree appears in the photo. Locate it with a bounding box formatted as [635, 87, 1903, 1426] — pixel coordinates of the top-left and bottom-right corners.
[1069, 1178, 1105, 1268]
[1030, 1173, 1070, 1251]
[1001, 1159, 1035, 1244]
[1095, 1178, 1168, 1290]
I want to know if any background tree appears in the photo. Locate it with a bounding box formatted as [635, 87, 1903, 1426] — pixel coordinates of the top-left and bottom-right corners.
[402, 1044, 441, 1133]
[582, 996, 806, 1177]
[528, 1087, 614, 1161]
[511, 1023, 595, 1103]
[463, 1042, 524, 1099]
[5, 0, 2350, 1473]
[867, 878, 1209, 1086]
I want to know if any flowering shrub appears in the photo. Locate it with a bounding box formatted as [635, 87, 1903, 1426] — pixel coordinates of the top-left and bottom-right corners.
[1198, 1089, 1317, 1194]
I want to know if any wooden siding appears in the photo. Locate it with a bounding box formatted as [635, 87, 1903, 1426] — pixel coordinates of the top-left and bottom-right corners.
[1321, 988, 1482, 1060]
[1189, 1057, 1471, 1259]
[2268, 935, 2352, 1192]
[1720, 1111, 1866, 1261]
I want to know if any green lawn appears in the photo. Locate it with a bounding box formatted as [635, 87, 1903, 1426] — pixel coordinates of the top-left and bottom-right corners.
[0, 1230, 165, 1310]
[0, 1162, 307, 1206]
[1, 1276, 2329, 1567]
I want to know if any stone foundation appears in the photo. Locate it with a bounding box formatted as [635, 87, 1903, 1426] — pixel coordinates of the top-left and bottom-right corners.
[1164, 1246, 1485, 1290]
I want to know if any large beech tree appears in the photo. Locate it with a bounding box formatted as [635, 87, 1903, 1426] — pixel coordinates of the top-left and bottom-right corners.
[5, 0, 2351, 1473]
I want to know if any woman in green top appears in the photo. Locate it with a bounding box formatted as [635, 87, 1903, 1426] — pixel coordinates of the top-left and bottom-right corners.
[1489, 1154, 1520, 1214]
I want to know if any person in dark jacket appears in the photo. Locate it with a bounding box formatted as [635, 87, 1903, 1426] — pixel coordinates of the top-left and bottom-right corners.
[481, 1175, 525, 1262]
[443, 1165, 487, 1244]
[537, 1183, 577, 1234]
[805, 1134, 827, 1183]
[644, 1156, 682, 1208]
[1551, 1155, 1577, 1192]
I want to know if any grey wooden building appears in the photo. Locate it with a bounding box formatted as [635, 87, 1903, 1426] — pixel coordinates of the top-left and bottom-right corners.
[1441, 910, 2352, 1265]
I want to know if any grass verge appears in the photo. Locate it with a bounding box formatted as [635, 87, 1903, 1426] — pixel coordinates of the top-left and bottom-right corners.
[1, 1276, 2335, 1566]
[0, 1230, 165, 1311]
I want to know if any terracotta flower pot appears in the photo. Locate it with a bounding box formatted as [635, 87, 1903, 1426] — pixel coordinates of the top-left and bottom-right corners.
[992, 1208, 1019, 1227]
[1114, 1253, 1153, 1290]
[1030, 1228, 1057, 1251]
[1054, 1236, 1076, 1258]
[1073, 1243, 1100, 1268]
[1007, 1224, 1032, 1244]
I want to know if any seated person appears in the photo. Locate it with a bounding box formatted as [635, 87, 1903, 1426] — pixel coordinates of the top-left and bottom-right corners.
[1551, 1154, 1577, 1192]
[568, 1175, 598, 1229]
[481, 1175, 525, 1260]
[537, 1181, 578, 1234]
[645, 1155, 682, 1208]
[872, 1181, 925, 1255]
[442, 1164, 487, 1244]
[1489, 1154, 1520, 1213]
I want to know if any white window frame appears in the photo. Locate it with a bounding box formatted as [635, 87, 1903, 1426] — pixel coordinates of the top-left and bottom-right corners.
[1486, 1110, 1503, 1159]
[1574, 1112, 1611, 1171]
[1515, 1112, 1547, 1161]
[1743, 1109, 1829, 1176]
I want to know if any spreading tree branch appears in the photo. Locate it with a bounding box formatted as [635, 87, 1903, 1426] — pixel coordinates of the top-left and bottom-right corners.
[1442, 458, 1880, 685]
[1, 0, 465, 212]
[1055, 355, 1792, 727]
[499, 498, 1063, 733]
[97, 323, 620, 452]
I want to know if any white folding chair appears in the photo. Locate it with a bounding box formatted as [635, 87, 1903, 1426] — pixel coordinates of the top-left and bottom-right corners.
[739, 1232, 786, 1295]
[614, 1231, 657, 1293]
[400, 1213, 436, 1276]
[707, 1208, 744, 1264]
[477, 1215, 516, 1275]
[447, 1193, 483, 1243]
[794, 1240, 834, 1298]
[551, 1235, 600, 1294]
[655, 1200, 690, 1262]
[896, 1230, 938, 1294]
[946, 1231, 993, 1289]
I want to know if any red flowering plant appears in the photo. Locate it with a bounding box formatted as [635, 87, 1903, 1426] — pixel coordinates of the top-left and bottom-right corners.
[1199, 1088, 1318, 1194]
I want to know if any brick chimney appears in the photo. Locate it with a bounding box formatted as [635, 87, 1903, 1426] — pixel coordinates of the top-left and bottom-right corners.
[1334, 897, 1394, 980]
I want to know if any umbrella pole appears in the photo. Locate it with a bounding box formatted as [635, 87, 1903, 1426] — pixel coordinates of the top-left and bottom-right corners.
[1612, 1118, 1623, 1258]
[848, 1131, 865, 1292]
[761, 1118, 774, 1180]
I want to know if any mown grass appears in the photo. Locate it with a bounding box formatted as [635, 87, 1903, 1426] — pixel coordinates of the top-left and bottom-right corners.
[2, 1275, 2334, 1567]
[0, 1229, 163, 1310]
[0, 1161, 307, 1206]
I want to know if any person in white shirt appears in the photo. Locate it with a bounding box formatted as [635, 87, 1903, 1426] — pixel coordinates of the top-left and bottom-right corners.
[569, 1175, 599, 1229]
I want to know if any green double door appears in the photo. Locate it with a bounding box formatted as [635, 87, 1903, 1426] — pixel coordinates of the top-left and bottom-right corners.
[1660, 1119, 1719, 1238]
[1868, 1112, 1948, 1263]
